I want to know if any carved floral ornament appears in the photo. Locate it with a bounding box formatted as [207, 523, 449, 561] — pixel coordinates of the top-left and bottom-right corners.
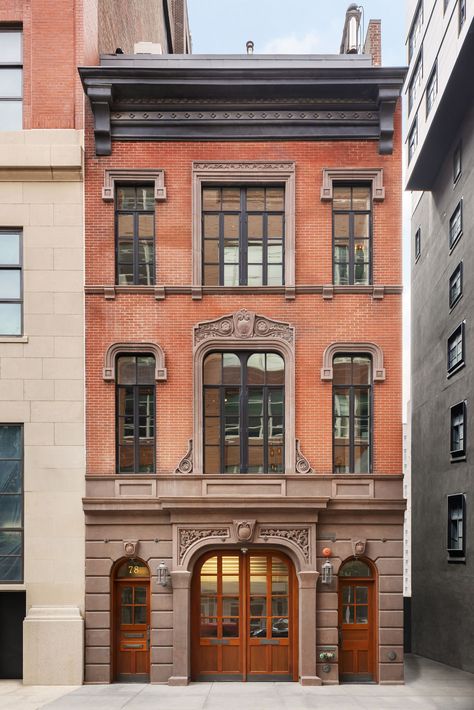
[194, 309, 294, 346]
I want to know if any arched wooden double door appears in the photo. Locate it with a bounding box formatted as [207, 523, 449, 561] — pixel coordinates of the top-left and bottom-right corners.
[192, 550, 298, 681]
[113, 558, 150, 682]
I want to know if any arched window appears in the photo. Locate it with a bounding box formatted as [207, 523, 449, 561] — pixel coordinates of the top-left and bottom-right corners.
[116, 354, 155, 473]
[203, 351, 284, 474]
[333, 354, 372, 473]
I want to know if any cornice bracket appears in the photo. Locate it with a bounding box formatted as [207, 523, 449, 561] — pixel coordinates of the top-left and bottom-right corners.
[377, 87, 399, 155]
[87, 84, 113, 156]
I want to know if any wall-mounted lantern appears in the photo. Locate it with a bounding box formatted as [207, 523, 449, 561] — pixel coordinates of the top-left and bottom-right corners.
[157, 560, 171, 587]
[321, 547, 334, 585]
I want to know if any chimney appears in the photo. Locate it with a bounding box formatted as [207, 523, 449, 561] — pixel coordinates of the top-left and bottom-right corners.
[363, 19, 382, 66]
[340, 4, 362, 54]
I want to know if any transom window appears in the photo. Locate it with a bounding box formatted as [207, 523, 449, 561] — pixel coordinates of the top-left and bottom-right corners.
[449, 262, 463, 308]
[447, 494, 465, 559]
[333, 355, 371, 474]
[202, 186, 284, 286]
[333, 185, 371, 286]
[116, 354, 155, 473]
[449, 201, 463, 249]
[116, 185, 155, 285]
[0, 425, 23, 582]
[0, 29, 22, 130]
[0, 230, 22, 335]
[203, 351, 284, 474]
[450, 401, 466, 460]
[447, 323, 464, 374]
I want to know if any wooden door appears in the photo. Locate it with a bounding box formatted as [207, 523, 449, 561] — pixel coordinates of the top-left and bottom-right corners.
[114, 576, 150, 682]
[192, 551, 297, 681]
[338, 573, 375, 682]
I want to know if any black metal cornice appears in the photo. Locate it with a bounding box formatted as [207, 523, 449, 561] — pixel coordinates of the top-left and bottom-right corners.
[79, 60, 407, 156]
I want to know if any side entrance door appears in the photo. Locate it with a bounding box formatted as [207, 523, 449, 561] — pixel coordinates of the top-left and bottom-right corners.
[192, 551, 297, 681]
[114, 559, 150, 682]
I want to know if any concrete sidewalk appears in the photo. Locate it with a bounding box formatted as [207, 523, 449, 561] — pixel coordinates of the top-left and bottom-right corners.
[0, 655, 473, 710]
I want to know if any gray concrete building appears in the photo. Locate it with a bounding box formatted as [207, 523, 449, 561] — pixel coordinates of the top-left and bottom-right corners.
[406, 0, 474, 673]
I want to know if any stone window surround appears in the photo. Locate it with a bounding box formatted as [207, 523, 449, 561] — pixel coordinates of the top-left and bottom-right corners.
[101, 169, 167, 202]
[192, 161, 296, 300]
[320, 342, 386, 382]
[103, 342, 167, 381]
[320, 168, 385, 202]
[192, 309, 296, 475]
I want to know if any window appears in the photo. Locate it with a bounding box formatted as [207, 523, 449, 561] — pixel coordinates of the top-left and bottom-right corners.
[415, 228, 421, 261]
[203, 351, 284, 474]
[444, 0, 450, 11]
[450, 401, 466, 459]
[333, 185, 371, 286]
[0, 230, 22, 335]
[408, 2, 423, 61]
[202, 186, 284, 286]
[449, 262, 463, 308]
[447, 322, 465, 374]
[447, 494, 465, 559]
[115, 185, 155, 285]
[0, 425, 23, 582]
[459, 0, 466, 29]
[453, 142, 462, 183]
[116, 354, 155, 473]
[0, 28, 22, 130]
[408, 117, 418, 163]
[449, 201, 463, 249]
[333, 355, 371, 474]
[426, 62, 438, 115]
[408, 53, 423, 113]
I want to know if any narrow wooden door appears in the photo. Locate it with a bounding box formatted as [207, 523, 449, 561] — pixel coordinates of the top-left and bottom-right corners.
[338, 578, 375, 681]
[115, 579, 150, 681]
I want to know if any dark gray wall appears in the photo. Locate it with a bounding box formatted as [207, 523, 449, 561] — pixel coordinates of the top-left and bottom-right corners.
[411, 102, 474, 673]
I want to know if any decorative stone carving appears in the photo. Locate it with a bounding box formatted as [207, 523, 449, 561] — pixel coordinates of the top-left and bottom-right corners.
[194, 309, 294, 346]
[178, 528, 229, 564]
[175, 440, 193, 474]
[123, 540, 138, 557]
[194, 161, 297, 172]
[259, 527, 310, 562]
[352, 539, 366, 557]
[295, 440, 314, 474]
[233, 520, 256, 542]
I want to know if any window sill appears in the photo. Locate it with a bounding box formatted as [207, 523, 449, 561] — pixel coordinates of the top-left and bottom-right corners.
[447, 361, 465, 378]
[447, 555, 466, 563]
[450, 453, 466, 462]
[0, 335, 28, 343]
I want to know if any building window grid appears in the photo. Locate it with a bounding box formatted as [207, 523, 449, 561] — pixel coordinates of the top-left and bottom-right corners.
[0, 425, 23, 582]
[459, 0, 467, 29]
[447, 494, 465, 558]
[116, 354, 156, 474]
[0, 28, 22, 130]
[447, 322, 465, 373]
[408, 52, 423, 114]
[408, 117, 418, 163]
[332, 184, 371, 286]
[0, 229, 22, 336]
[115, 185, 155, 286]
[444, 0, 451, 12]
[450, 401, 466, 458]
[408, 2, 423, 61]
[202, 186, 285, 287]
[333, 355, 372, 474]
[449, 262, 463, 308]
[449, 200, 463, 249]
[453, 143, 462, 183]
[426, 62, 438, 116]
[415, 228, 421, 261]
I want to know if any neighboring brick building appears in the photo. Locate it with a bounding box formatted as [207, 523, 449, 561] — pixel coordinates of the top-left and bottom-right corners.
[79, 8, 406, 685]
[0, 0, 189, 684]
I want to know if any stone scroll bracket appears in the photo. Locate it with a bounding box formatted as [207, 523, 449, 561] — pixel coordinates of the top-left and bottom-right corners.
[175, 440, 193, 474]
[320, 342, 386, 382]
[103, 342, 167, 381]
[86, 84, 113, 156]
[377, 87, 400, 156]
[102, 168, 167, 202]
[320, 167, 385, 201]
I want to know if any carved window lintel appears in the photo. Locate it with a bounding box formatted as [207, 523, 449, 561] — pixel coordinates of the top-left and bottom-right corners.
[103, 342, 167, 381]
[102, 169, 167, 202]
[321, 342, 386, 382]
[320, 168, 385, 201]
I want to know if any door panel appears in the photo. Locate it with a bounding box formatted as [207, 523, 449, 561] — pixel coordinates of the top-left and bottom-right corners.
[339, 579, 375, 682]
[192, 551, 297, 681]
[115, 580, 150, 681]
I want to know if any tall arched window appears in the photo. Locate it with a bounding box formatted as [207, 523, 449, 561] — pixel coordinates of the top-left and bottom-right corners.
[203, 351, 284, 474]
[333, 354, 372, 473]
[116, 354, 155, 473]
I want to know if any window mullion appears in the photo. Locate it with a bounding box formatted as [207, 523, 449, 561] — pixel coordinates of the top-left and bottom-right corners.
[350, 385, 355, 472]
[133, 211, 139, 284]
[241, 355, 247, 474]
[263, 383, 268, 474]
[263, 212, 268, 286]
[134, 384, 139, 473]
[349, 211, 355, 285]
[219, 212, 224, 286]
[240, 189, 247, 286]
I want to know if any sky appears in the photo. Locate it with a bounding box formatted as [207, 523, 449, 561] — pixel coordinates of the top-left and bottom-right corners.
[187, 0, 412, 415]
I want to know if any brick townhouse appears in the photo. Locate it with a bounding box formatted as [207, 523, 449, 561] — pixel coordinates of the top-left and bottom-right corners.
[79, 7, 407, 685]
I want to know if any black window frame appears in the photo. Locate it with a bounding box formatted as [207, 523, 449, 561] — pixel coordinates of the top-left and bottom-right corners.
[447, 493, 466, 560]
[408, 51, 423, 114]
[426, 61, 438, 116]
[415, 227, 421, 261]
[0, 228, 22, 336]
[449, 200, 463, 250]
[408, 1, 423, 61]
[116, 354, 156, 474]
[447, 322, 465, 375]
[0, 27, 22, 131]
[444, 0, 450, 12]
[332, 183, 372, 287]
[449, 262, 463, 309]
[408, 116, 418, 163]
[453, 142, 462, 183]
[332, 354, 372, 474]
[115, 184, 155, 286]
[459, 0, 467, 30]
[0, 424, 23, 583]
[203, 351, 285, 475]
[450, 400, 466, 460]
[201, 185, 285, 287]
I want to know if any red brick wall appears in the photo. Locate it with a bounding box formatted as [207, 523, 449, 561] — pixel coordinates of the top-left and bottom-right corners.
[85, 105, 403, 476]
